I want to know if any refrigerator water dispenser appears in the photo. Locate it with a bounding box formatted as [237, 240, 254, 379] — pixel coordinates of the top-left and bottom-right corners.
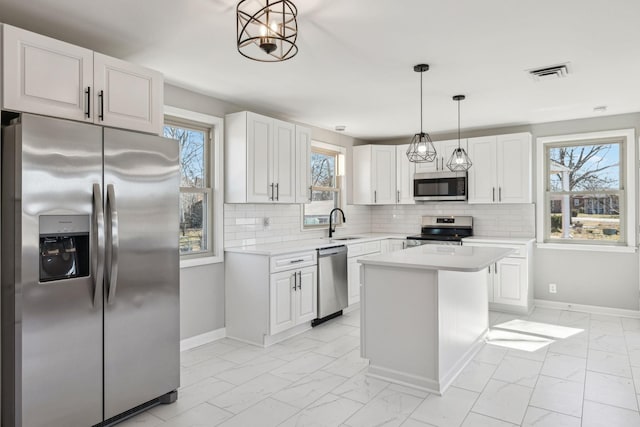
[39, 215, 90, 282]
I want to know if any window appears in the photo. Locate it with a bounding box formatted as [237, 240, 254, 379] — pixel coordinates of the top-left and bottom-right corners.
[536, 129, 636, 250]
[163, 107, 224, 264]
[303, 144, 344, 228]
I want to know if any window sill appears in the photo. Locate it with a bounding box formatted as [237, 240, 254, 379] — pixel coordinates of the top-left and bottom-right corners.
[180, 255, 224, 268]
[536, 242, 637, 253]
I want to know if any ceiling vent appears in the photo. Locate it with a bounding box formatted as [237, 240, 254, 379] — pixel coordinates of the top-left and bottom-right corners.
[528, 63, 570, 81]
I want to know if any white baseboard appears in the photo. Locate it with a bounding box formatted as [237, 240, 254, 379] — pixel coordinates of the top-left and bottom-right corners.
[534, 299, 640, 319]
[180, 328, 226, 352]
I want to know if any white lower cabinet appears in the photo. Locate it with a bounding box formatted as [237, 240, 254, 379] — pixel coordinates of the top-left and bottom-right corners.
[269, 265, 317, 335]
[387, 238, 407, 252]
[347, 257, 361, 306]
[225, 250, 317, 346]
[346, 240, 381, 305]
[464, 238, 534, 314]
[485, 256, 527, 306]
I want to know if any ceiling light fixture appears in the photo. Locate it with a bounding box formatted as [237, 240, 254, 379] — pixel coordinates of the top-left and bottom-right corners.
[236, 0, 298, 62]
[406, 64, 436, 163]
[446, 95, 473, 172]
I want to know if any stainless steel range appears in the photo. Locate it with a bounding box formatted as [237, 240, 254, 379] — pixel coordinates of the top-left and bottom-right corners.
[406, 215, 473, 247]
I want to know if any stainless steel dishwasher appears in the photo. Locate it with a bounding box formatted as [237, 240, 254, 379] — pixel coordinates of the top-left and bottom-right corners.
[313, 245, 348, 326]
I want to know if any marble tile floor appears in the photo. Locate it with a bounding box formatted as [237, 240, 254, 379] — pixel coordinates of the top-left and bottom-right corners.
[120, 307, 640, 427]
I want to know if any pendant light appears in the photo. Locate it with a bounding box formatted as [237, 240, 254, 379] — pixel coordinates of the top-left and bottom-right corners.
[237, 0, 298, 62]
[446, 95, 473, 172]
[406, 64, 437, 163]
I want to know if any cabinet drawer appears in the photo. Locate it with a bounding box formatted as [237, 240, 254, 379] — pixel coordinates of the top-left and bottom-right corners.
[271, 251, 317, 273]
[347, 240, 381, 258]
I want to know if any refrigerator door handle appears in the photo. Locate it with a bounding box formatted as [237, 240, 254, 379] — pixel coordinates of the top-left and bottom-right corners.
[92, 183, 105, 307]
[106, 184, 120, 304]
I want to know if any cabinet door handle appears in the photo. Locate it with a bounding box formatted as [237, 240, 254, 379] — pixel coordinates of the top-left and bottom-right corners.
[436, 158, 439, 171]
[492, 187, 495, 202]
[374, 190, 377, 204]
[488, 264, 491, 274]
[297, 271, 302, 290]
[499, 187, 502, 202]
[85, 87, 91, 118]
[98, 90, 104, 121]
[270, 183, 274, 200]
[397, 190, 400, 204]
[495, 263, 498, 274]
[275, 183, 279, 201]
[292, 272, 297, 291]
[309, 185, 313, 202]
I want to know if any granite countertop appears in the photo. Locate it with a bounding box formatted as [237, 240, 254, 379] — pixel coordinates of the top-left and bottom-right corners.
[357, 245, 514, 272]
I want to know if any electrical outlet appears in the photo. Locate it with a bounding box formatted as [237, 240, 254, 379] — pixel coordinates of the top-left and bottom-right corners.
[549, 283, 557, 294]
[263, 217, 270, 228]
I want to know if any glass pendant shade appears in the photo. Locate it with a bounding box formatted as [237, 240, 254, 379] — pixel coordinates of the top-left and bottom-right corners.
[407, 132, 437, 162]
[446, 94, 472, 172]
[237, 0, 298, 62]
[406, 64, 436, 163]
[446, 147, 472, 171]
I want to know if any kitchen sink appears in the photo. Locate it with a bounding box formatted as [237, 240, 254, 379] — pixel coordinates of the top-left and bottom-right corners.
[331, 236, 363, 241]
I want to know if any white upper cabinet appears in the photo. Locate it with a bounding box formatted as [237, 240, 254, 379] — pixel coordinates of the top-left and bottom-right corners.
[496, 134, 532, 204]
[225, 111, 299, 204]
[2, 24, 93, 122]
[93, 53, 163, 134]
[295, 126, 312, 203]
[468, 136, 498, 203]
[1, 24, 163, 134]
[396, 145, 415, 204]
[468, 132, 531, 204]
[245, 112, 273, 203]
[272, 119, 296, 203]
[352, 145, 397, 205]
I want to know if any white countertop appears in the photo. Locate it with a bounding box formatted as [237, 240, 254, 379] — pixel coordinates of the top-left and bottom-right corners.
[463, 236, 535, 245]
[357, 245, 514, 272]
[224, 233, 407, 256]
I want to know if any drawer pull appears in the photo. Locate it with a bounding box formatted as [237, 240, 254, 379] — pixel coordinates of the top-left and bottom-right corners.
[289, 259, 305, 264]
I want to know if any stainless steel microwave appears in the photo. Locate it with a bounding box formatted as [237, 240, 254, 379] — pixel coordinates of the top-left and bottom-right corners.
[413, 171, 467, 201]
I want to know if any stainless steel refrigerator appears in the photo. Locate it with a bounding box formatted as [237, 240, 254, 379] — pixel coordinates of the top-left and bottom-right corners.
[1, 113, 180, 427]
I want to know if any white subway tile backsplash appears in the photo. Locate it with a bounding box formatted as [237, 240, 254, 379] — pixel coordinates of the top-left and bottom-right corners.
[223, 202, 534, 248]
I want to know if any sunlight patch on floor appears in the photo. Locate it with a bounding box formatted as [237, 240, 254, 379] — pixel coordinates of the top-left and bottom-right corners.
[493, 319, 583, 339]
[485, 329, 554, 352]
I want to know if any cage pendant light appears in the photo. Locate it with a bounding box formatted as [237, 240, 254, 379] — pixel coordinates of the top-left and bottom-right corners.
[237, 0, 298, 62]
[446, 95, 473, 172]
[406, 64, 437, 163]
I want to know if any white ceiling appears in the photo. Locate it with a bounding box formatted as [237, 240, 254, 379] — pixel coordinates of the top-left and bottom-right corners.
[1, 0, 640, 140]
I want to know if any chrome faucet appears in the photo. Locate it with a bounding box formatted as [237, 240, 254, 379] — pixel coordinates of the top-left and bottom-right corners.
[328, 208, 346, 238]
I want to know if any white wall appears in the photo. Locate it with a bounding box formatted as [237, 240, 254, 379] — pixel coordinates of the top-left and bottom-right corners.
[168, 81, 640, 337]
[165, 83, 370, 339]
[377, 112, 640, 311]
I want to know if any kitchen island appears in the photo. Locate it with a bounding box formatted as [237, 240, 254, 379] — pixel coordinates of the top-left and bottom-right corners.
[358, 244, 513, 395]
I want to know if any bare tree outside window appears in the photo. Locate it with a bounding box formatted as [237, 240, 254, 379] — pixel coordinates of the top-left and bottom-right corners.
[303, 146, 342, 227]
[164, 118, 212, 255]
[547, 141, 622, 243]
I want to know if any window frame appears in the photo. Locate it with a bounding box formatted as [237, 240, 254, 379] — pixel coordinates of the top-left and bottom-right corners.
[164, 106, 224, 266]
[302, 141, 346, 230]
[536, 129, 636, 252]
